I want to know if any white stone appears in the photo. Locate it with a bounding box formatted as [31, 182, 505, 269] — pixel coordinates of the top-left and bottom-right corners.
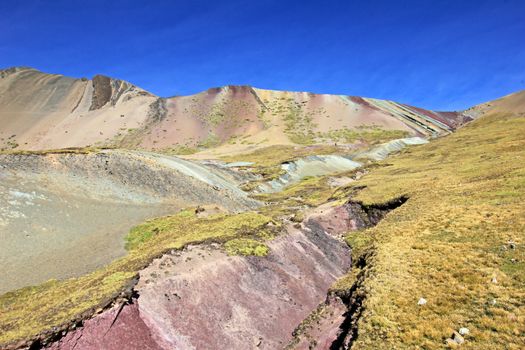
[452, 332, 465, 344]
[418, 298, 427, 305]
[459, 327, 470, 335]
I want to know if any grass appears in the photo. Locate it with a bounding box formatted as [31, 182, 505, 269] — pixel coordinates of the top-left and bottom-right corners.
[159, 144, 198, 155]
[197, 133, 220, 149]
[0, 146, 105, 155]
[319, 125, 410, 144]
[224, 238, 270, 256]
[344, 229, 374, 263]
[261, 97, 320, 145]
[331, 112, 525, 349]
[0, 210, 273, 346]
[282, 103, 318, 145]
[256, 175, 337, 208]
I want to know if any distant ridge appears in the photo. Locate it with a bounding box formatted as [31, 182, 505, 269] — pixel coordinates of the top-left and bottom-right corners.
[1, 66, 516, 154]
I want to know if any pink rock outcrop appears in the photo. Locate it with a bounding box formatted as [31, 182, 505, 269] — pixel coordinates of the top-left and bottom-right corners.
[47, 224, 351, 350]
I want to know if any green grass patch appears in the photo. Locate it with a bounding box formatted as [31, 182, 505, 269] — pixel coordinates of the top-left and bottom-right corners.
[160, 145, 198, 155]
[224, 238, 269, 256]
[344, 229, 374, 262]
[197, 133, 220, 149]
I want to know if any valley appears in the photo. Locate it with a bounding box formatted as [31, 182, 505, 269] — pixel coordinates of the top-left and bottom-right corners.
[0, 67, 523, 349]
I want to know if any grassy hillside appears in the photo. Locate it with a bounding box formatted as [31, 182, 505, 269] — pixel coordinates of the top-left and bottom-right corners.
[336, 112, 524, 349]
[0, 110, 522, 349]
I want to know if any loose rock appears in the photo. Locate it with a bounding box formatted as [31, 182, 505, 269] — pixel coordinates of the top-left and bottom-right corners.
[458, 327, 469, 335]
[445, 331, 465, 345]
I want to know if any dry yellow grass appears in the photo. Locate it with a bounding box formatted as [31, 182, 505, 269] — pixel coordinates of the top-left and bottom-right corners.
[339, 113, 525, 349]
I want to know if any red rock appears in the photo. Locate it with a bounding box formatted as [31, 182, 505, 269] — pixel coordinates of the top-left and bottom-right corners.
[47, 303, 163, 350]
[46, 226, 351, 350]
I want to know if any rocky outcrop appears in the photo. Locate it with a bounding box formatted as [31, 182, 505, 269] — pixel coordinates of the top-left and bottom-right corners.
[287, 197, 408, 349]
[89, 75, 113, 110]
[0, 67, 157, 150]
[89, 74, 152, 111]
[304, 196, 409, 237]
[286, 295, 349, 350]
[46, 225, 351, 350]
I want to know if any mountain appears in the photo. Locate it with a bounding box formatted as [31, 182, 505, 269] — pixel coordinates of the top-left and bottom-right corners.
[463, 89, 525, 116]
[1, 66, 524, 350]
[0, 67, 472, 154]
[1, 93, 523, 350]
[0, 67, 157, 150]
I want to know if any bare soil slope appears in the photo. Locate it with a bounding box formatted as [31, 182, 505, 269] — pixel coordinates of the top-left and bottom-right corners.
[0, 67, 157, 150]
[0, 149, 257, 293]
[0, 67, 471, 155]
[46, 227, 351, 350]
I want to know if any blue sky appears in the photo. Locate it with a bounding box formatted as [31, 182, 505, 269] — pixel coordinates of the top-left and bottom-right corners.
[1, 0, 524, 110]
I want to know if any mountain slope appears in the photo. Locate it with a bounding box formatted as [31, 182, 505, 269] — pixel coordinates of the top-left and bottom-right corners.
[0, 67, 158, 150]
[0, 67, 471, 153]
[0, 66, 524, 349]
[1, 106, 523, 350]
[464, 89, 525, 117]
[342, 111, 525, 349]
[0, 149, 258, 293]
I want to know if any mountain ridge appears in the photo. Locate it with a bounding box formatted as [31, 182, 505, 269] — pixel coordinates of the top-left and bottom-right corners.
[1, 66, 522, 156]
[3, 66, 523, 107]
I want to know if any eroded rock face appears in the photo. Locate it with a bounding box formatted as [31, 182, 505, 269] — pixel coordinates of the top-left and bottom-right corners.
[46, 303, 163, 350]
[41, 193, 408, 350]
[90, 75, 112, 110]
[288, 295, 349, 350]
[304, 197, 408, 238]
[47, 225, 351, 350]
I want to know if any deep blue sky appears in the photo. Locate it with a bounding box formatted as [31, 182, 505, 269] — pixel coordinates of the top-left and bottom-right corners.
[1, 0, 524, 110]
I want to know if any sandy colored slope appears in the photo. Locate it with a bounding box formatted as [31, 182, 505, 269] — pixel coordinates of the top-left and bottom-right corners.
[463, 89, 525, 119]
[483, 89, 525, 114]
[0, 67, 470, 153]
[0, 67, 157, 150]
[0, 149, 258, 294]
